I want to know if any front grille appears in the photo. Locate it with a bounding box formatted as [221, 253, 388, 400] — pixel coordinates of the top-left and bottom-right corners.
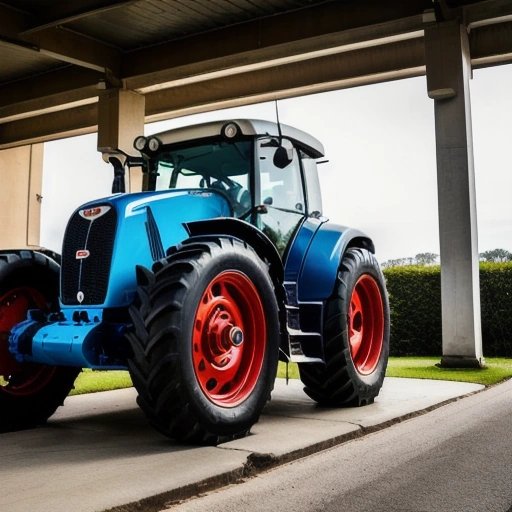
[61, 206, 117, 305]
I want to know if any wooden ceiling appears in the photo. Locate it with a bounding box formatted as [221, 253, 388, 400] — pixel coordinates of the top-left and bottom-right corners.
[0, 0, 511, 148]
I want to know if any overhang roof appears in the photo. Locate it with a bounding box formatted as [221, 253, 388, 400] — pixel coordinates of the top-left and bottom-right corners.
[1, 0, 511, 148]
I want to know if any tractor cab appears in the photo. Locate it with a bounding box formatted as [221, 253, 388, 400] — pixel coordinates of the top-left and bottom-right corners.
[132, 119, 325, 254]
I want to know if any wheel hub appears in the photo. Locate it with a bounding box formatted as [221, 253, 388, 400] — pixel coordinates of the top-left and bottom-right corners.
[229, 326, 244, 347]
[192, 270, 266, 407]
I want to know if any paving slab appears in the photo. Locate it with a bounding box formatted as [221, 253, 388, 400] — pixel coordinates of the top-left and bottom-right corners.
[222, 377, 483, 456]
[0, 378, 483, 512]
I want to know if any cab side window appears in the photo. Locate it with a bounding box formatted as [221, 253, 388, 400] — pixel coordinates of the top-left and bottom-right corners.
[301, 152, 323, 216]
[258, 139, 305, 213]
[256, 138, 306, 255]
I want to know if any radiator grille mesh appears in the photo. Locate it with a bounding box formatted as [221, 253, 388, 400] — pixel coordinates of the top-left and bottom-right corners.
[61, 206, 117, 305]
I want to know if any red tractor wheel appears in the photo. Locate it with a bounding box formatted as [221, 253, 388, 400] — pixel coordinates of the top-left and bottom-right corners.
[0, 252, 80, 432]
[299, 248, 389, 406]
[192, 270, 267, 407]
[127, 237, 280, 444]
[0, 287, 57, 395]
[348, 275, 385, 376]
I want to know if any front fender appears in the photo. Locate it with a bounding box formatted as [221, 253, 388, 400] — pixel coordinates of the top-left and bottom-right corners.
[184, 218, 283, 282]
[184, 218, 288, 358]
[297, 222, 374, 302]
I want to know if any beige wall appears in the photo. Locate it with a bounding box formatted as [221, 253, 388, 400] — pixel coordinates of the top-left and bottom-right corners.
[0, 144, 43, 249]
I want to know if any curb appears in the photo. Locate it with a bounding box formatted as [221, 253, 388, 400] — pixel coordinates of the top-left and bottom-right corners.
[104, 387, 483, 512]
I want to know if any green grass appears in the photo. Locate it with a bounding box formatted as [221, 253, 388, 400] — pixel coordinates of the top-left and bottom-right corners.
[70, 357, 512, 395]
[70, 369, 133, 395]
[278, 357, 512, 387]
[385, 357, 512, 386]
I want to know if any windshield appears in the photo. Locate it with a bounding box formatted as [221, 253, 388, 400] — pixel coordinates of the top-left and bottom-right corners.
[151, 138, 252, 217]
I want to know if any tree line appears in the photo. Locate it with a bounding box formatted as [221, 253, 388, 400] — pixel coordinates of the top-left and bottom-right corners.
[382, 248, 512, 268]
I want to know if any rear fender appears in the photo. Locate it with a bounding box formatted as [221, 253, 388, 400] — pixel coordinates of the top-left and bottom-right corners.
[297, 222, 374, 302]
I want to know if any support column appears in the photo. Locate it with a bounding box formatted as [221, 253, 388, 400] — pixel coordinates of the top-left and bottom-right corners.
[97, 89, 145, 192]
[424, 21, 483, 368]
[0, 144, 43, 250]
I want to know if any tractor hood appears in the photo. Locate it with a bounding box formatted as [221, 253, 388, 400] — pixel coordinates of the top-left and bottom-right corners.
[60, 189, 231, 308]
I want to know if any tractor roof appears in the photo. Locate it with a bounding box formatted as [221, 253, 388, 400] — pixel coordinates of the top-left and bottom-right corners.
[151, 119, 325, 158]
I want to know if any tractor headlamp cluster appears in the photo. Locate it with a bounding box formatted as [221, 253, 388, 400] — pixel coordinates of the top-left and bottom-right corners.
[133, 135, 162, 153]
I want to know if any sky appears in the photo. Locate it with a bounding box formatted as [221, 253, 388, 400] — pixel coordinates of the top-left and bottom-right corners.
[41, 64, 512, 264]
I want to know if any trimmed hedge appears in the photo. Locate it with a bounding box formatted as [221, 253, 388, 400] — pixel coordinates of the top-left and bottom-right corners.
[383, 262, 512, 357]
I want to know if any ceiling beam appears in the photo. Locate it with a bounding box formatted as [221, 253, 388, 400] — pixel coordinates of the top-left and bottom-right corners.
[21, 1, 137, 34]
[26, 28, 121, 75]
[0, 37, 425, 149]
[144, 38, 425, 119]
[127, 19, 425, 93]
[0, 3, 121, 76]
[0, 67, 103, 122]
[0, 2, 426, 122]
[0, 103, 98, 149]
[122, 0, 429, 88]
[470, 20, 512, 66]
[465, 0, 512, 24]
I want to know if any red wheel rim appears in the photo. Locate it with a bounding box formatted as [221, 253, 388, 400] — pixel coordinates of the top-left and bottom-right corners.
[192, 270, 266, 407]
[0, 287, 57, 396]
[348, 275, 384, 375]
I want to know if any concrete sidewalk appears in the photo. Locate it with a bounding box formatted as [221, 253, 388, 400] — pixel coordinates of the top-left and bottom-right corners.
[0, 378, 483, 512]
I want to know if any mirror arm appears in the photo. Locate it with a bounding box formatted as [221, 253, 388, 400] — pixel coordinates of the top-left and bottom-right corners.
[109, 156, 126, 193]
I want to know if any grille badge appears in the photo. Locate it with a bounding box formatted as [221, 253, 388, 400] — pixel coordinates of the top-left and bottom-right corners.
[79, 205, 111, 220]
[75, 249, 90, 259]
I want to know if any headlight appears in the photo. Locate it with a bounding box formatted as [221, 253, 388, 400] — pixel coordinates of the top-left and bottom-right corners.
[221, 122, 240, 139]
[133, 136, 147, 151]
[147, 136, 162, 152]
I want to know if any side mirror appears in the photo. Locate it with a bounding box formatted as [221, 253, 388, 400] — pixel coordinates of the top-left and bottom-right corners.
[273, 146, 292, 169]
[273, 140, 294, 169]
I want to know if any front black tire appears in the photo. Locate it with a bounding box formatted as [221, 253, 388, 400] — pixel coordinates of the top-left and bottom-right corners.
[0, 251, 80, 432]
[299, 248, 389, 406]
[127, 237, 280, 444]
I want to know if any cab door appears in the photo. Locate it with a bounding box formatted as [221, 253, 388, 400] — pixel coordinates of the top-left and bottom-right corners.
[254, 137, 306, 255]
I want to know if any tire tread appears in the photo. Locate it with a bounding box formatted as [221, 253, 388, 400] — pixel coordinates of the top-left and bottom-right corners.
[127, 237, 279, 444]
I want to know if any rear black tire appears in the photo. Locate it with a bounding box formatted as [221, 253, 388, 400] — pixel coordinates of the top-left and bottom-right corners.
[299, 248, 389, 406]
[127, 237, 280, 444]
[0, 251, 80, 432]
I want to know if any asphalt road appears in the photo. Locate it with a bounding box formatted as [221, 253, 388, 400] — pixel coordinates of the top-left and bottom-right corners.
[167, 378, 512, 512]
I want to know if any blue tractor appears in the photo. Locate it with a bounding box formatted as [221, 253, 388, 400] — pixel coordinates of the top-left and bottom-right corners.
[0, 119, 389, 444]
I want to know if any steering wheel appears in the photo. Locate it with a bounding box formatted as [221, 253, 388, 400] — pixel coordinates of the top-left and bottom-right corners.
[210, 178, 251, 217]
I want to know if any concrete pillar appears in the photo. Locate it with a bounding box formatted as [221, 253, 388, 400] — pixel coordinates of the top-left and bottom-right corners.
[97, 89, 145, 192]
[424, 21, 484, 368]
[0, 144, 43, 249]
